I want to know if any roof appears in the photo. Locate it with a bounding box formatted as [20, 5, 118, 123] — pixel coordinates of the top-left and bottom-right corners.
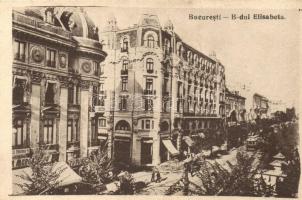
[273, 152, 286, 160]
[138, 14, 161, 27]
[12, 162, 82, 195]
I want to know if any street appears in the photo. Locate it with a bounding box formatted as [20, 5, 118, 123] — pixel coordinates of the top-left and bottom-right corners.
[134, 148, 240, 195]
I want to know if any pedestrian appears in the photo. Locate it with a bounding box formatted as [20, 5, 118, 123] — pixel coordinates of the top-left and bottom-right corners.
[151, 167, 161, 183]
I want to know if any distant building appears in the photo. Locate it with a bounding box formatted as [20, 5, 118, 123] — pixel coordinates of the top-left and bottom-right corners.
[252, 93, 269, 119]
[12, 7, 107, 169]
[99, 14, 227, 166]
[225, 88, 246, 126]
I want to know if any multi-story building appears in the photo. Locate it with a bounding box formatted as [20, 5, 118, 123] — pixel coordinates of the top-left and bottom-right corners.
[225, 88, 246, 126]
[12, 7, 107, 169]
[252, 93, 269, 119]
[100, 14, 226, 166]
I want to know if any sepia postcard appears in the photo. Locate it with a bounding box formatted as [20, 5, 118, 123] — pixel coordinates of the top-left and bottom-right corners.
[0, 0, 301, 199]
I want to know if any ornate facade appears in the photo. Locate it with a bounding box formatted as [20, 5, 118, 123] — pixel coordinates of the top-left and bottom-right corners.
[12, 7, 107, 169]
[100, 14, 226, 166]
[225, 88, 246, 126]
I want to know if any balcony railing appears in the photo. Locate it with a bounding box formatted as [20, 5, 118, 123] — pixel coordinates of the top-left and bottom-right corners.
[99, 90, 107, 97]
[13, 11, 72, 38]
[95, 105, 105, 113]
[121, 69, 128, 75]
[143, 89, 156, 95]
[121, 47, 128, 53]
[147, 69, 154, 74]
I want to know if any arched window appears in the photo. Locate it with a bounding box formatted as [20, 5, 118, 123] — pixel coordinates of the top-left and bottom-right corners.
[115, 120, 131, 131]
[122, 38, 129, 52]
[147, 35, 155, 48]
[122, 60, 128, 71]
[146, 58, 154, 73]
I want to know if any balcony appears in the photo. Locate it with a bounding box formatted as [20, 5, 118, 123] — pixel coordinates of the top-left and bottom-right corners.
[147, 69, 154, 74]
[13, 11, 72, 39]
[143, 89, 156, 95]
[121, 47, 128, 53]
[99, 90, 107, 98]
[67, 140, 80, 149]
[121, 69, 128, 75]
[95, 105, 105, 113]
[162, 91, 169, 96]
[177, 93, 183, 99]
[12, 147, 30, 156]
[14, 54, 25, 62]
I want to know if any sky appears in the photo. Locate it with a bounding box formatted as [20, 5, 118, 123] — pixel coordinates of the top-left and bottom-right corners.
[86, 7, 300, 109]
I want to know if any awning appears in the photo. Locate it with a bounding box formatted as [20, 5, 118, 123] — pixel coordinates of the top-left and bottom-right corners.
[98, 135, 108, 140]
[183, 136, 194, 147]
[162, 139, 179, 156]
[12, 162, 82, 195]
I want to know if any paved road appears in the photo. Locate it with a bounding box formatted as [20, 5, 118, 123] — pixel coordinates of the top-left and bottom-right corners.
[135, 148, 240, 195]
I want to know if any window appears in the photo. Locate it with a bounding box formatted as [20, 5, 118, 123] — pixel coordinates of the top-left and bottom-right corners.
[93, 61, 99, 76]
[122, 60, 128, 71]
[98, 118, 106, 127]
[122, 38, 129, 52]
[145, 120, 150, 129]
[45, 83, 56, 105]
[13, 119, 28, 148]
[100, 65, 104, 75]
[177, 45, 181, 56]
[68, 84, 79, 105]
[120, 97, 127, 110]
[115, 120, 130, 131]
[145, 99, 153, 111]
[92, 86, 99, 106]
[67, 119, 79, 143]
[146, 58, 154, 73]
[146, 79, 153, 91]
[46, 49, 56, 67]
[14, 41, 26, 62]
[147, 35, 155, 48]
[121, 77, 128, 91]
[13, 78, 26, 105]
[45, 10, 53, 24]
[43, 119, 55, 144]
[121, 60, 128, 75]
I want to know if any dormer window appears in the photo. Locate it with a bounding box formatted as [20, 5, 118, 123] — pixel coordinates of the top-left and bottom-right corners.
[45, 9, 54, 24]
[147, 35, 155, 48]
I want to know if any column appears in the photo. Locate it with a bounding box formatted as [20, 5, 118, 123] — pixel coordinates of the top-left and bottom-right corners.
[80, 87, 89, 157]
[58, 87, 68, 162]
[30, 84, 41, 148]
[131, 133, 141, 165]
[152, 133, 160, 165]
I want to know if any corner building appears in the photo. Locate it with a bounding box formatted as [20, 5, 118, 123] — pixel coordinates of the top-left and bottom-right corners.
[12, 7, 107, 169]
[100, 14, 226, 166]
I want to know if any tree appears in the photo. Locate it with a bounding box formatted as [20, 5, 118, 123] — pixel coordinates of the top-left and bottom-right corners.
[15, 146, 66, 195]
[276, 148, 300, 198]
[79, 142, 114, 187]
[166, 151, 274, 196]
